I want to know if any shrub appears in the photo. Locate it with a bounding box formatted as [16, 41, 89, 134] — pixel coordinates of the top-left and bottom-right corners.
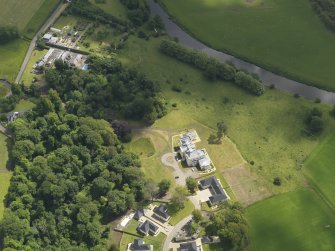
[273, 177, 281, 186]
[171, 85, 182, 92]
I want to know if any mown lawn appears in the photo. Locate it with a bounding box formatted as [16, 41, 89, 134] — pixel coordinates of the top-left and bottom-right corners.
[21, 49, 47, 86]
[246, 189, 335, 251]
[119, 36, 335, 194]
[0, 133, 10, 170]
[119, 219, 166, 250]
[14, 99, 36, 111]
[304, 132, 335, 209]
[125, 137, 155, 158]
[160, 0, 335, 91]
[0, 172, 12, 220]
[168, 199, 194, 225]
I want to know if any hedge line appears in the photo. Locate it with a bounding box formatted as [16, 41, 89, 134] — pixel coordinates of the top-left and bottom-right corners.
[160, 39, 265, 96]
[310, 0, 335, 32]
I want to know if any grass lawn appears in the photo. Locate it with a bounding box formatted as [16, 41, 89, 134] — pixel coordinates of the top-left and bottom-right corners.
[0, 133, 11, 220]
[0, 40, 30, 82]
[90, 0, 127, 19]
[160, 0, 335, 91]
[304, 132, 335, 209]
[0, 85, 9, 98]
[119, 219, 166, 250]
[202, 243, 223, 251]
[0, 133, 10, 170]
[168, 200, 194, 225]
[246, 189, 335, 251]
[14, 99, 36, 111]
[118, 36, 335, 195]
[125, 130, 176, 190]
[125, 137, 155, 158]
[0, 172, 12, 220]
[21, 49, 47, 86]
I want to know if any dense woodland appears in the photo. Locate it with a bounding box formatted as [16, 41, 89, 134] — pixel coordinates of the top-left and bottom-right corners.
[0, 90, 147, 250]
[45, 57, 167, 124]
[160, 40, 265, 96]
[310, 0, 335, 32]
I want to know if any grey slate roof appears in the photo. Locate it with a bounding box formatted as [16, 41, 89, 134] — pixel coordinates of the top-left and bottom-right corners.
[137, 220, 158, 235]
[153, 204, 170, 221]
[179, 242, 197, 251]
[134, 208, 146, 220]
[199, 176, 228, 205]
[129, 239, 151, 251]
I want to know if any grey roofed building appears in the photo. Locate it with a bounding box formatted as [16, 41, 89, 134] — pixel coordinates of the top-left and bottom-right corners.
[199, 176, 229, 205]
[137, 220, 159, 236]
[198, 156, 211, 170]
[179, 241, 197, 251]
[129, 239, 153, 251]
[134, 208, 147, 221]
[7, 112, 19, 123]
[153, 204, 170, 222]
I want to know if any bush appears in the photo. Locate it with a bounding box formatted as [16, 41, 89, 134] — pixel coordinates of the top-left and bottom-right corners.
[273, 177, 281, 186]
[310, 0, 335, 32]
[0, 25, 19, 44]
[171, 85, 182, 92]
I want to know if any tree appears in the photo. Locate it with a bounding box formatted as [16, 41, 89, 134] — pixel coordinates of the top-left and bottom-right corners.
[308, 116, 324, 134]
[148, 15, 164, 31]
[186, 177, 197, 194]
[217, 120, 227, 142]
[158, 179, 171, 196]
[170, 186, 188, 212]
[192, 209, 203, 223]
[144, 179, 158, 202]
[0, 25, 19, 44]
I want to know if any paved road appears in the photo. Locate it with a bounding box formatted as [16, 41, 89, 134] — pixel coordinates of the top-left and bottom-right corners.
[15, 3, 68, 84]
[149, 0, 335, 104]
[163, 215, 192, 251]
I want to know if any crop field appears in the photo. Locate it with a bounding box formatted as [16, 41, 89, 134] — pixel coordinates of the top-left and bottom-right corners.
[304, 132, 335, 209]
[160, 0, 335, 91]
[118, 37, 335, 195]
[246, 189, 335, 251]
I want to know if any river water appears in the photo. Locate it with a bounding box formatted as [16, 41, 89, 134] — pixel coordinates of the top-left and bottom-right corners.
[149, 0, 335, 105]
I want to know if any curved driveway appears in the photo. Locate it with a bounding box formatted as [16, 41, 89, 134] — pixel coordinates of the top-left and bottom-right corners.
[149, 0, 335, 104]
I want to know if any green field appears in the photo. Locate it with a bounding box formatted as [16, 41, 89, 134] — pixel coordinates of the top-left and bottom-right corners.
[118, 36, 335, 194]
[304, 132, 335, 209]
[0, 85, 9, 98]
[247, 190, 335, 251]
[125, 137, 155, 158]
[0, 0, 44, 30]
[90, 0, 127, 19]
[0, 0, 59, 81]
[160, 0, 335, 91]
[0, 133, 11, 220]
[14, 99, 36, 111]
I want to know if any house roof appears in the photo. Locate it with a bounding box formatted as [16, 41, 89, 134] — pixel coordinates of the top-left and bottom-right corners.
[199, 157, 211, 168]
[179, 242, 197, 251]
[199, 176, 228, 204]
[137, 220, 158, 235]
[43, 33, 53, 40]
[187, 149, 205, 160]
[134, 208, 146, 220]
[153, 204, 170, 220]
[130, 239, 152, 251]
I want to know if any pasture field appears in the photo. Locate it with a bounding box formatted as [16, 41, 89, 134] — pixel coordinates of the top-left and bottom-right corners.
[118, 36, 335, 194]
[0, 0, 44, 30]
[304, 132, 335, 209]
[246, 189, 335, 251]
[160, 0, 335, 91]
[90, 0, 127, 19]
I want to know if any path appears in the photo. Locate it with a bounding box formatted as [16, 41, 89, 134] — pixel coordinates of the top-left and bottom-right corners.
[15, 3, 69, 84]
[0, 124, 10, 138]
[148, 0, 335, 104]
[163, 215, 192, 251]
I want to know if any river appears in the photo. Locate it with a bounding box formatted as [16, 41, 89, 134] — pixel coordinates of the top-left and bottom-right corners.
[148, 0, 335, 105]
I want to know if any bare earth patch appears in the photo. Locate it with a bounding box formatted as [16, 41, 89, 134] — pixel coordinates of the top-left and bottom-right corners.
[223, 165, 271, 206]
